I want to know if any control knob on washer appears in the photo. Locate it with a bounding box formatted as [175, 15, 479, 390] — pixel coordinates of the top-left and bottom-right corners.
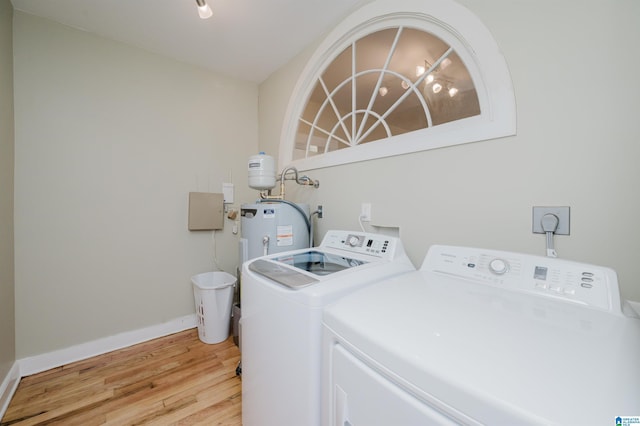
[489, 258, 509, 275]
[347, 236, 360, 247]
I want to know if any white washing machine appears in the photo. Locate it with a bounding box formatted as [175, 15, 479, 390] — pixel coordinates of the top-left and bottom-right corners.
[323, 245, 640, 425]
[241, 230, 415, 426]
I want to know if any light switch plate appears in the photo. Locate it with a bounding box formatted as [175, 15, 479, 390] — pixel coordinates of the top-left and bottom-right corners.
[532, 206, 570, 235]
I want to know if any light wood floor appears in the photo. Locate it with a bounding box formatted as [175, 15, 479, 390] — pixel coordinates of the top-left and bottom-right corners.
[1, 329, 242, 426]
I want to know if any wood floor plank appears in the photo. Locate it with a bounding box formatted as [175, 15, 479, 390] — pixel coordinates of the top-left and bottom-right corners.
[9, 374, 109, 417]
[145, 378, 241, 426]
[160, 367, 232, 408]
[153, 381, 241, 426]
[0, 329, 242, 426]
[4, 389, 115, 426]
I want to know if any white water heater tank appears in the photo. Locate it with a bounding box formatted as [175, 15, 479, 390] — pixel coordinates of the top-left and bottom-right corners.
[248, 152, 276, 190]
[239, 202, 310, 262]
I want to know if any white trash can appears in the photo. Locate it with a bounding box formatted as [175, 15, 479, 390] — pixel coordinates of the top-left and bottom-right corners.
[191, 271, 237, 344]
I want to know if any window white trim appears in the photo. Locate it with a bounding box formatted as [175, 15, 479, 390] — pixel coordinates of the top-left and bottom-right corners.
[280, 0, 516, 171]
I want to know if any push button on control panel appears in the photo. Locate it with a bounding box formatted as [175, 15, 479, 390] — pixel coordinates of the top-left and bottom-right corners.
[580, 271, 595, 288]
[535, 281, 549, 290]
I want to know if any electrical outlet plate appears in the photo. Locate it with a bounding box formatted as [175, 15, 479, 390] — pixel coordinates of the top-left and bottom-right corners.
[532, 206, 570, 235]
[361, 203, 372, 222]
[222, 183, 234, 204]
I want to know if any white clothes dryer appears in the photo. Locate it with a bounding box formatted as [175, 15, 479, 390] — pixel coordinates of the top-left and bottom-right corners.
[241, 230, 415, 426]
[323, 245, 640, 425]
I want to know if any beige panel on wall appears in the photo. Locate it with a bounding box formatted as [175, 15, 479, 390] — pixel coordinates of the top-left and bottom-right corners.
[188, 192, 223, 230]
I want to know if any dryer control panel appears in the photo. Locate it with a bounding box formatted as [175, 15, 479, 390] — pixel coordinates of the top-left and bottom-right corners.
[320, 230, 402, 260]
[423, 245, 622, 314]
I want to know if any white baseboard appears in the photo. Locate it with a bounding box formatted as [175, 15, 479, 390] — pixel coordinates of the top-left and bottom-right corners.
[19, 314, 197, 377]
[0, 361, 20, 420]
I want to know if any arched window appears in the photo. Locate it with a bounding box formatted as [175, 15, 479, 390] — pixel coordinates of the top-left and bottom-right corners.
[280, 0, 516, 170]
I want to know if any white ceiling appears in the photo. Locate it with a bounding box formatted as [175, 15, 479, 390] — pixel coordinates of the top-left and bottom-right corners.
[10, 0, 370, 83]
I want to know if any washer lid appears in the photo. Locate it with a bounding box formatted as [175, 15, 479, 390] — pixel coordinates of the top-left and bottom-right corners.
[272, 250, 368, 275]
[248, 259, 319, 289]
[249, 251, 369, 289]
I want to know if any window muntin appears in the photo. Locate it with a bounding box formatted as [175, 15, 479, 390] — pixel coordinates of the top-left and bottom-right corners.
[296, 27, 479, 159]
[281, 3, 516, 171]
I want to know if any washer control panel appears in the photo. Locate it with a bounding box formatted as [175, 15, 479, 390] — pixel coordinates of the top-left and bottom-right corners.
[423, 245, 621, 314]
[320, 230, 397, 259]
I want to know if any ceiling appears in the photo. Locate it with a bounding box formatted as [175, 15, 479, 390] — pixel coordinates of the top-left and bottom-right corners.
[10, 0, 371, 83]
